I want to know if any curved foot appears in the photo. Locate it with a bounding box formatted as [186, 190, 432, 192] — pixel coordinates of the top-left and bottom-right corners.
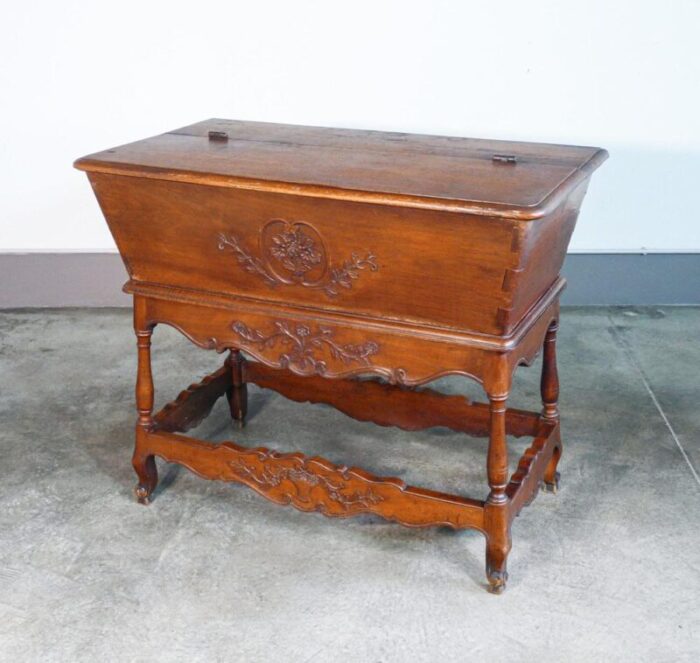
[134, 484, 152, 505]
[485, 538, 510, 594]
[486, 566, 508, 594]
[484, 501, 511, 594]
[542, 471, 560, 494]
[132, 453, 158, 505]
[542, 439, 562, 495]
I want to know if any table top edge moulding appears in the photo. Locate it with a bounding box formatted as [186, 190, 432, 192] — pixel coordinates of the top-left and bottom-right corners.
[75, 118, 606, 593]
[74, 118, 608, 219]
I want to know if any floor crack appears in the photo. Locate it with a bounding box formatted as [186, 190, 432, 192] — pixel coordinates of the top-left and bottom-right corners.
[608, 314, 700, 487]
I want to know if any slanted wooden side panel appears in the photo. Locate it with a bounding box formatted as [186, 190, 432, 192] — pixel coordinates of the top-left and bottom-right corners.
[504, 182, 589, 331]
[88, 173, 518, 335]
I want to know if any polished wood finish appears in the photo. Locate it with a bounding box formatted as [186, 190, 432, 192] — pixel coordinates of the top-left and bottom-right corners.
[226, 349, 248, 427]
[133, 297, 157, 505]
[76, 118, 605, 218]
[75, 119, 606, 592]
[243, 361, 541, 438]
[541, 321, 560, 420]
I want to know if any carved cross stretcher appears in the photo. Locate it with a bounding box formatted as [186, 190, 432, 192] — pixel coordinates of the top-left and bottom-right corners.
[75, 119, 606, 593]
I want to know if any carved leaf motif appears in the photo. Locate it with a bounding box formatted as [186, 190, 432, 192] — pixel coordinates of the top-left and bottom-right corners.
[323, 252, 378, 297]
[228, 452, 384, 513]
[217, 233, 277, 287]
[232, 320, 379, 375]
[217, 220, 377, 298]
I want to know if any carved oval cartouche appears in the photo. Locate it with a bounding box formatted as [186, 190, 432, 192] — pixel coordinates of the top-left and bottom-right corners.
[217, 218, 378, 298]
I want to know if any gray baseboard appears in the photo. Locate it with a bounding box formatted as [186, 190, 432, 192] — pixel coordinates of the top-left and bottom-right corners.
[1, 253, 131, 308]
[561, 253, 699, 305]
[0, 252, 698, 308]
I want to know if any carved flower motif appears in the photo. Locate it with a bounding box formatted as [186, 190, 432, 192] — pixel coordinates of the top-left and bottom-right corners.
[270, 227, 322, 277]
[231, 320, 379, 375]
[217, 226, 377, 298]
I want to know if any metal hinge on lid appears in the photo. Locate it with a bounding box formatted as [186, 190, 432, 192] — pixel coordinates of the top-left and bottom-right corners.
[208, 131, 229, 142]
[492, 154, 517, 164]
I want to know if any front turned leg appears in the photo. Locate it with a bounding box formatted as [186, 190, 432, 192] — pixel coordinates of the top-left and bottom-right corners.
[133, 325, 158, 504]
[541, 321, 562, 493]
[226, 349, 248, 428]
[485, 394, 512, 594]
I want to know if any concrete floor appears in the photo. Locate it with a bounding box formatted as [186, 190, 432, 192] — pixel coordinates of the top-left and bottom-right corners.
[0, 307, 698, 662]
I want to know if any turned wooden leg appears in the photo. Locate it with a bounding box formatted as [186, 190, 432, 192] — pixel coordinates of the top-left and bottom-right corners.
[484, 393, 512, 594]
[132, 312, 158, 505]
[226, 349, 248, 428]
[541, 320, 562, 493]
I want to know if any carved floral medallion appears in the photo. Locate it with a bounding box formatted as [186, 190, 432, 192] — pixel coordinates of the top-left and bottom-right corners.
[231, 319, 379, 375]
[268, 224, 323, 278]
[217, 219, 378, 298]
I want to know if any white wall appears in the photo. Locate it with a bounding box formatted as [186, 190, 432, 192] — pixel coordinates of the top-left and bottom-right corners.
[1, 0, 698, 252]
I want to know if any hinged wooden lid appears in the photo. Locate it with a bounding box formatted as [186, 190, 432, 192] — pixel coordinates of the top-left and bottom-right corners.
[74, 118, 607, 219]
